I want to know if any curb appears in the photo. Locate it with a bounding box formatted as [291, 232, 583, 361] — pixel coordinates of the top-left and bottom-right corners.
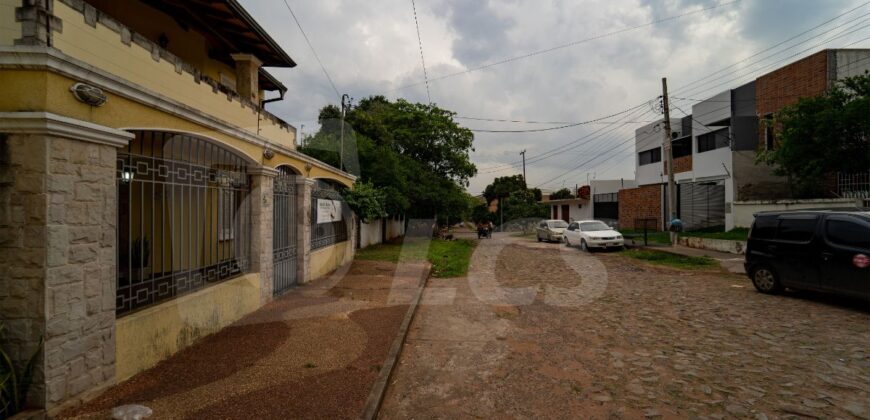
[359, 262, 432, 420]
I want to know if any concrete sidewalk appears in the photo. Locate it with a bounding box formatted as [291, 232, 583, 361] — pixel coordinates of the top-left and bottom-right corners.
[61, 260, 430, 419]
[642, 243, 746, 274]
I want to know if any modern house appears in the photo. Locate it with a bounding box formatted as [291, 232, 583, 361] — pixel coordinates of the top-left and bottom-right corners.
[619, 49, 870, 231]
[0, 0, 356, 415]
[544, 179, 636, 225]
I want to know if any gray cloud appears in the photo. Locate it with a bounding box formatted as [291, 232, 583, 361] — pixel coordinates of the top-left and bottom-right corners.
[241, 0, 868, 195]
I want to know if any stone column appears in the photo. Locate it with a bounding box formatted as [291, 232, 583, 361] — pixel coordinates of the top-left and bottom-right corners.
[248, 167, 276, 305]
[0, 112, 133, 414]
[230, 53, 263, 104]
[295, 178, 313, 284]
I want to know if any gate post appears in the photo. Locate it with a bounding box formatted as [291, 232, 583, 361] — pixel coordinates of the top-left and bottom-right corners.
[295, 178, 314, 284]
[249, 166, 277, 305]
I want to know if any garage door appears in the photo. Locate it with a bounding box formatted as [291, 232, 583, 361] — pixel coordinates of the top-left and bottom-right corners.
[678, 182, 725, 231]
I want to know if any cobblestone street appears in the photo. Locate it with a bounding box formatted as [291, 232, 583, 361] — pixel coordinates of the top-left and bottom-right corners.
[381, 233, 870, 419]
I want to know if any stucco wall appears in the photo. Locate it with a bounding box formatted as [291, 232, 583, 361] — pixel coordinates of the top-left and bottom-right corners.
[50, 1, 295, 149]
[115, 273, 261, 381]
[359, 219, 383, 249]
[731, 198, 861, 228]
[309, 240, 354, 281]
[0, 0, 19, 46]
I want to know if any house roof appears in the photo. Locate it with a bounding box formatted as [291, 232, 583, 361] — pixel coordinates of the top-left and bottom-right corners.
[142, 0, 296, 68]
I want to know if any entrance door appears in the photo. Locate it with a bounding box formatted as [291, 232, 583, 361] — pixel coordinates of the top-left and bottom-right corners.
[561, 205, 570, 222]
[273, 167, 298, 295]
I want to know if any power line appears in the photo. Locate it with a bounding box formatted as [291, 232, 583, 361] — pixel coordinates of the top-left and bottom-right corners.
[391, 0, 742, 92]
[281, 0, 340, 99]
[467, 102, 648, 133]
[410, 0, 432, 104]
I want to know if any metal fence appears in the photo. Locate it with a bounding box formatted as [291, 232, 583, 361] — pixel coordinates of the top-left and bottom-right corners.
[116, 131, 252, 316]
[310, 180, 348, 250]
[273, 166, 298, 295]
[837, 172, 870, 199]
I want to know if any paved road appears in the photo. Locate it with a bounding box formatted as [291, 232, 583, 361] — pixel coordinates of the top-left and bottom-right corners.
[380, 233, 869, 419]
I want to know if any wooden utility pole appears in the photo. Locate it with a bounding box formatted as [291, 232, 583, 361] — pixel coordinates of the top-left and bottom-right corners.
[519, 150, 527, 184]
[661, 78, 676, 245]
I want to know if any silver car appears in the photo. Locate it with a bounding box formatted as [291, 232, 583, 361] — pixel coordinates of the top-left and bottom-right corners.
[536, 219, 569, 243]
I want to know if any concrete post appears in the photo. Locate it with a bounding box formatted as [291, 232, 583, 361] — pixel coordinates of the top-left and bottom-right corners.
[248, 166, 276, 305]
[230, 53, 263, 104]
[295, 178, 313, 284]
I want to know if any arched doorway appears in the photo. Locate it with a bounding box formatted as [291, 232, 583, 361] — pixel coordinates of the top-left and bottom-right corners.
[116, 130, 254, 315]
[273, 165, 300, 294]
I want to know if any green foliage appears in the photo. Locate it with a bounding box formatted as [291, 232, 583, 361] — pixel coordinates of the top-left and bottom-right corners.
[355, 238, 477, 277]
[483, 175, 526, 204]
[300, 96, 476, 219]
[0, 322, 43, 417]
[501, 189, 549, 222]
[758, 72, 870, 197]
[549, 188, 574, 200]
[471, 203, 495, 223]
[342, 181, 387, 223]
[681, 228, 749, 241]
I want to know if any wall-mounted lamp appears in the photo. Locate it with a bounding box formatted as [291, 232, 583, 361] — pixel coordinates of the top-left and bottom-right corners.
[120, 169, 134, 183]
[70, 83, 107, 107]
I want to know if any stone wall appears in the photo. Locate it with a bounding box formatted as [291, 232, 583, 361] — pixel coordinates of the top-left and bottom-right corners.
[618, 184, 663, 231]
[0, 133, 49, 407]
[0, 132, 119, 411]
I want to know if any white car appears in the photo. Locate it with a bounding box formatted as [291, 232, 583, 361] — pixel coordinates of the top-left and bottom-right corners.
[536, 219, 568, 243]
[564, 220, 624, 251]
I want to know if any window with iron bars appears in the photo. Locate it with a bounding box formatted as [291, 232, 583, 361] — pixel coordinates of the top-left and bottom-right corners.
[116, 131, 252, 316]
[310, 180, 349, 250]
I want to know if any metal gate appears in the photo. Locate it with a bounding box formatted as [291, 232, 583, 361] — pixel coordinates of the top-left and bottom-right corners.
[593, 192, 619, 221]
[678, 181, 725, 231]
[273, 167, 298, 295]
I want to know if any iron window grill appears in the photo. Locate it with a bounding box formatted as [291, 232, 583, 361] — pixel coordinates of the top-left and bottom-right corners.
[310, 180, 348, 250]
[116, 131, 252, 316]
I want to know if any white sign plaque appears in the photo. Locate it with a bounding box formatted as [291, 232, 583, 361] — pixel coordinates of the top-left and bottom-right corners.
[316, 199, 342, 224]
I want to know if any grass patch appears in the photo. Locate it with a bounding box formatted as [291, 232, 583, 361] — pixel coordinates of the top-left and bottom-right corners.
[510, 231, 536, 239]
[622, 249, 717, 270]
[355, 238, 477, 278]
[618, 228, 672, 245]
[681, 228, 749, 241]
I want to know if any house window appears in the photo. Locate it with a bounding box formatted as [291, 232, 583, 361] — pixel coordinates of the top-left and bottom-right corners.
[697, 128, 730, 153]
[638, 148, 662, 166]
[116, 131, 252, 316]
[764, 114, 775, 150]
[672, 137, 692, 158]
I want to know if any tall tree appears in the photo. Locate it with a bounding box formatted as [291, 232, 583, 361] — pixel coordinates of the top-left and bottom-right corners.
[483, 174, 527, 204]
[300, 97, 476, 219]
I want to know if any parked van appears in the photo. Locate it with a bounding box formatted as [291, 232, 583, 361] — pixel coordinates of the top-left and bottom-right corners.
[744, 210, 869, 300]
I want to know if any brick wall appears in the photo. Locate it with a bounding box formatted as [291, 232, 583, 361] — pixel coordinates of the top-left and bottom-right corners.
[756, 50, 829, 148]
[665, 155, 692, 175]
[618, 184, 663, 231]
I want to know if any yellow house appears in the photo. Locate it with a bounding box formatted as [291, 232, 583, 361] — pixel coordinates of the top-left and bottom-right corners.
[0, 0, 356, 415]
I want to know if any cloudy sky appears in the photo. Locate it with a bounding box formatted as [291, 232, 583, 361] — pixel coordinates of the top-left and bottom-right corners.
[241, 0, 869, 194]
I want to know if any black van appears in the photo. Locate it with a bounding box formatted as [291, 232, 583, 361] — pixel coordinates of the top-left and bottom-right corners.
[744, 209, 870, 300]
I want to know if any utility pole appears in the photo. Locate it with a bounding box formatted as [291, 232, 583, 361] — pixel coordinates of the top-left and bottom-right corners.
[519, 150, 527, 184]
[340, 94, 351, 172]
[661, 78, 676, 246]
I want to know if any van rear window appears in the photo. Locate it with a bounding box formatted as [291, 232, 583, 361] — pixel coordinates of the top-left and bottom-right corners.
[751, 215, 778, 239]
[776, 216, 818, 242]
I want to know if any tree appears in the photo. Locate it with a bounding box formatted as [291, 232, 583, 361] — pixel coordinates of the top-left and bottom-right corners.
[549, 188, 574, 200]
[502, 189, 549, 223]
[483, 174, 526, 204]
[759, 72, 870, 197]
[342, 181, 387, 223]
[300, 96, 476, 220]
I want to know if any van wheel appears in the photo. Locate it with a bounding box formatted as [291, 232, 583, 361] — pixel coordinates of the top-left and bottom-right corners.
[751, 265, 783, 294]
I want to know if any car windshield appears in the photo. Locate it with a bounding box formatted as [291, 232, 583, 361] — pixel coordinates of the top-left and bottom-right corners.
[548, 221, 568, 229]
[580, 222, 611, 231]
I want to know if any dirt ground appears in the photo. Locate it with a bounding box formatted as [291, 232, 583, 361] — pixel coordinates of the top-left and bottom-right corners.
[60, 260, 428, 420]
[380, 233, 870, 419]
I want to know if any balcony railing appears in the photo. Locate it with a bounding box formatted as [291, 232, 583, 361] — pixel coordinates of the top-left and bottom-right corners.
[837, 172, 870, 199]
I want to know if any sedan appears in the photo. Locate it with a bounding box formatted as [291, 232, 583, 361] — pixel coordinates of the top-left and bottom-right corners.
[536, 219, 568, 243]
[564, 220, 624, 251]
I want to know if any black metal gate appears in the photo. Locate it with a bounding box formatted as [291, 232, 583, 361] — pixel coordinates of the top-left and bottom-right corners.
[273, 167, 298, 295]
[593, 192, 619, 221]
